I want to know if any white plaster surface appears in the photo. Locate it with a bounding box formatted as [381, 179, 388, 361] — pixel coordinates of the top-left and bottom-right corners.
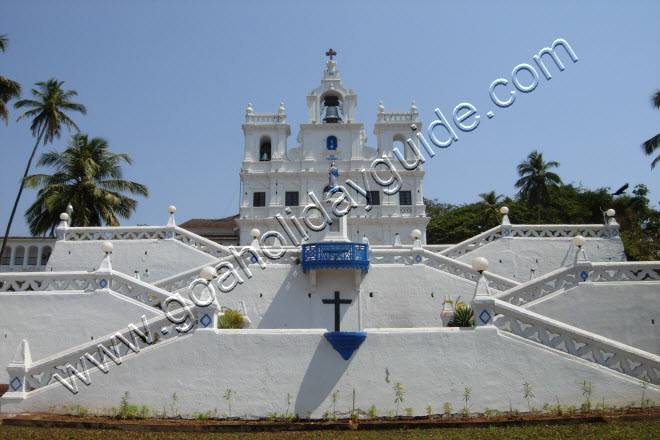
[214, 263, 478, 330]
[528, 282, 660, 354]
[3, 327, 658, 417]
[457, 237, 626, 281]
[48, 239, 215, 282]
[0, 291, 161, 382]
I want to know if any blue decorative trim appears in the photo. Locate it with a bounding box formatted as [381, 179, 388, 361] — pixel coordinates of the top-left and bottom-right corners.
[166, 231, 173, 239]
[57, 233, 64, 240]
[324, 332, 367, 360]
[479, 310, 492, 324]
[99, 279, 108, 288]
[504, 229, 510, 236]
[612, 229, 619, 237]
[10, 376, 22, 391]
[250, 255, 258, 264]
[200, 313, 212, 328]
[301, 243, 369, 273]
[414, 255, 422, 263]
[580, 271, 588, 281]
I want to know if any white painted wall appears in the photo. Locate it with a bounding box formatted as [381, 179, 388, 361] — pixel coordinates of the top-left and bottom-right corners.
[48, 239, 215, 282]
[4, 327, 657, 417]
[528, 282, 660, 355]
[0, 291, 161, 382]
[457, 237, 626, 281]
[215, 263, 477, 330]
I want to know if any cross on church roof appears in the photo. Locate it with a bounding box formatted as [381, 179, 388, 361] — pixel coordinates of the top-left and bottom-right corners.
[325, 48, 337, 60]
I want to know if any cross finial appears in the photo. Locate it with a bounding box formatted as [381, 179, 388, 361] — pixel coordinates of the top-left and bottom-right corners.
[325, 48, 337, 60]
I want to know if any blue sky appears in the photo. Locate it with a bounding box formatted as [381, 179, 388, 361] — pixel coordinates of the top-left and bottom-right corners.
[1, 0, 659, 235]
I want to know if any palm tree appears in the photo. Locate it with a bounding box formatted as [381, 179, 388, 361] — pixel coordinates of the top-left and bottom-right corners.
[515, 150, 562, 222]
[23, 134, 148, 236]
[478, 190, 504, 228]
[0, 34, 21, 124]
[642, 90, 660, 169]
[0, 79, 86, 256]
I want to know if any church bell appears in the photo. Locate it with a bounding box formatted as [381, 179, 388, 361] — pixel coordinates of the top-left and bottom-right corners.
[323, 96, 342, 123]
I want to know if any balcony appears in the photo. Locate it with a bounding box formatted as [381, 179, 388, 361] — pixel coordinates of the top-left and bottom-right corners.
[301, 243, 369, 273]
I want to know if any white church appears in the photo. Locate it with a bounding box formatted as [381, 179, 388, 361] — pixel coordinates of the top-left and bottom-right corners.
[0, 52, 658, 419]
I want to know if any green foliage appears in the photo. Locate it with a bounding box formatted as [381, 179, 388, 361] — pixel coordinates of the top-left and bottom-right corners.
[641, 89, 660, 169]
[331, 390, 339, 416]
[426, 405, 433, 418]
[579, 380, 594, 412]
[443, 402, 453, 417]
[218, 308, 245, 329]
[118, 391, 138, 419]
[522, 381, 535, 412]
[23, 133, 148, 236]
[169, 392, 179, 418]
[393, 383, 405, 416]
[462, 386, 472, 417]
[368, 405, 377, 418]
[405, 407, 414, 418]
[425, 181, 660, 261]
[224, 389, 233, 417]
[0, 34, 21, 125]
[451, 305, 474, 327]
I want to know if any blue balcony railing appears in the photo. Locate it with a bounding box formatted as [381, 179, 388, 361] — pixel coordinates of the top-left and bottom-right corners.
[301, 242, 370, 273]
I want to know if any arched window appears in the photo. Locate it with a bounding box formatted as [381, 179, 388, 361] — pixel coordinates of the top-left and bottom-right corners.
[393, 134, 407, 160]
[1, 246, 11, 265]
[259, 137, 271, 161]
[14, 246, 25, 266]
[41, 246, 52, 265]
[27, 246, 38, 266]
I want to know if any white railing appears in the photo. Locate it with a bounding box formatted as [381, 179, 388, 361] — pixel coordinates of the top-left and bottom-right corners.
[62, 226, 168, 241]
[0, 271, 99, 293]
[507, 224, 620, 238]
[109, 271, 185, 308]
[9, 314, 191, 395]
[246, 113, 286, 124]
[493, 299, 660, 384]
[369, 248, 519, 293]
[60, 225, 232, 259]
[422, 245, 453, 253]
[495, 261, 660, 307]
[440, 223, 621, 259]
[377, 111, 416, 122]
[440, 225, 504, 258]
[399, 206, 412, 214]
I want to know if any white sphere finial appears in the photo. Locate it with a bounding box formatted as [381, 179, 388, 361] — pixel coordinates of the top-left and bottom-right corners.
[411, 229, 422, 239]
[246, 103, 253, 115]
[378, 101, 385, 113]
[500, 206, 509, 215]
[250, 228, 260, 239]
[60, 213, 69, 221]
[101, 241, 114, 254]
[168, 206, 176, 214]
[606, 208, 616, 217]
[573, 235, 586, 248]
[278, 102, 285, 114]
[472, 257, 489, 273]
[200, 266, 217, 281]
[66, 204, 73, 214]
[410, 101, 418, 113]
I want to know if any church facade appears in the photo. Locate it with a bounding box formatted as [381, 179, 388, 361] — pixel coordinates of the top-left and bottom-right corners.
[237, 54, 429, 246]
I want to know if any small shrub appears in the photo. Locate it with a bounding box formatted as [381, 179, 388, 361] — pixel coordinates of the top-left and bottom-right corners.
[567, 405, 577, 415]
[522, 381, 534, 412]
[368, 405, 377, 419]
[484, 407, 495, 418]
[443, 402, 453, 418]
[331, 390, 339, 416]
[267, 412, 278, 422]
[426, 405, 433, 419]
[322, 411, 331, 421]
[169, 392, 179, 418]
[218, 308, 244, 329]
[462, 386, 472, 417]
[405, 407, 414, 418]
[138, 406, 150, 419]
[451, 305, 474, 327]
[393, 383, 405, 416]
[118, 391, 138, 419]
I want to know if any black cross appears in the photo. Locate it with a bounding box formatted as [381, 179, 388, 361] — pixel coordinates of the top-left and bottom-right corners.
[325, 48, 337, 60]
[322, 291, 352, 332]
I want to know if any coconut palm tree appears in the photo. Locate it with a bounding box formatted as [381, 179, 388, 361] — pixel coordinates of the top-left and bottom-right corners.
[478, 190, 504, 228]
[1, 79, 86, 257]
[23, 133, 148, 236]
[515, 150, 562, 222]
[0, 34, 21, 125]
[642, 90, 660, 169]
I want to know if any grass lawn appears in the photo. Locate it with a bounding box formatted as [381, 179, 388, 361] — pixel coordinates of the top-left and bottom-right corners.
[0, 420, 659, 439]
